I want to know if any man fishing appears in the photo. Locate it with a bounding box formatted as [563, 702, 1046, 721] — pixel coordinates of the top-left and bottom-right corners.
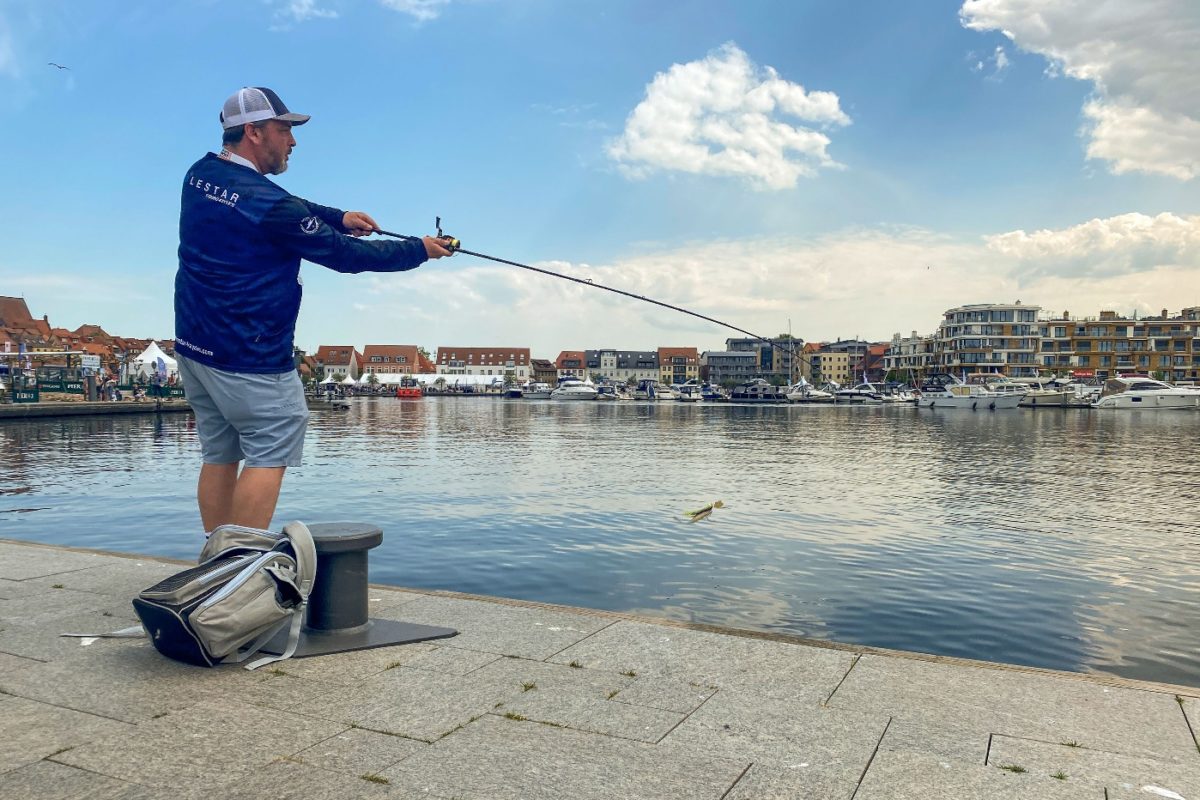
[174, 87, 455, 533]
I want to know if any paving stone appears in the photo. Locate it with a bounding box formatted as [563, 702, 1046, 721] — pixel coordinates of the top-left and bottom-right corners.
[468, 654, 634, 696]
[659, 689, 889, 798]
[611, 673, 718, 713]
[0, 640, 265, 723]
[296, 661, 518, 742]
[495, 680, 685, 743]
[399, 644, 501, 676]
[549, 620, 855, 703]
[0, 605, 142, 661]
[0, 587, 133, 625]
[24, 561, 181, 597]
[989, 733, 1200, 798]
[374, 593, 611, 659]
[828, 655, 1196, 763]
[257, 640, 438, 685]
[0, 696, 133, 773]
[243, 670, 349, 712]
[853, 749, 1101, 799]
[0, 650, 43, 681]
[56, 699, 343, 788]
[383, 714, 749, 800]
[0, 544, 114, 581]
[206, 759, 442, 799]
[0, 759, 129, 799]
[876, 715, 992, 764]
[0, 577, 53, 599]
[294, 727, 427, 774]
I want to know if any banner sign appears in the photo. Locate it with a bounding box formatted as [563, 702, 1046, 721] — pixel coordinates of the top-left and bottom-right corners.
[64, 380, 84, 394]
[13, 388, 38, 403]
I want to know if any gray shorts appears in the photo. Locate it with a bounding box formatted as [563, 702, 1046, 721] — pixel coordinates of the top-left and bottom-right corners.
[177, 356, 309, 468]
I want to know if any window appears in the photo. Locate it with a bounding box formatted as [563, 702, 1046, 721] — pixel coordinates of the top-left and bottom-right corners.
[1099, 356, 1111, 366]
[1076, 341, 1091, 351]
[1078, 356, 1090, 366]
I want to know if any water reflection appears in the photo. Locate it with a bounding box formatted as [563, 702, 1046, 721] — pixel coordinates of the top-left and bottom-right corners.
[1, 398, 1198, 685]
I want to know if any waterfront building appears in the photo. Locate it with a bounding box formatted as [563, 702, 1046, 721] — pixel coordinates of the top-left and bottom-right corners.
[855, 343, 889, 384]
[1038, 308, 1200, 382]
[555, 350, 586, 380]
[437, 347, 531, 381]
[530, 358, 557, 384]
[809, 348, 850, 386]
[658, 347, 699, 386]
[931, 302, 1041, 378]
[724, 336, 802, 384]
[314, 345, 361, 381]
[700, 350, 758, 386]
[794, 342, 822, 383]
[360, 344, 435, 384]
[884, 331, 935, 382]
[583, 349, 659, 383]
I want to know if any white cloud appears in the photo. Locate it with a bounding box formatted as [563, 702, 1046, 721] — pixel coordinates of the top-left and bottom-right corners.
[0, 13, 20, 79]
[992, 46, 1009, 75]
[960, 0, 1200, 180]
[281, 0, 338, 23]
[985, 212, 1200, 277]
[607, 42, 851, 191]
[378, 0, 451, 22]
[326, 213, 1200, 353]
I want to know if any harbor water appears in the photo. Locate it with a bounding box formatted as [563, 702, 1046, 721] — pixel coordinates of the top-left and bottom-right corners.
[2, 398, 1197, 686]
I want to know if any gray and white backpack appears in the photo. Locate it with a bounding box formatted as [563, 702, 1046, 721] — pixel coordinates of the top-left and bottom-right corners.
[130, 521, 316, 670]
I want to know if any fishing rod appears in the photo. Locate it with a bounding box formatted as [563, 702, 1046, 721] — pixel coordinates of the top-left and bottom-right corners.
[373, 218, 816, 372]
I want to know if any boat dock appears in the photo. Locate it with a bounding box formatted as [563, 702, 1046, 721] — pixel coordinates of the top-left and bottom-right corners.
[1, 538, 1196, 799]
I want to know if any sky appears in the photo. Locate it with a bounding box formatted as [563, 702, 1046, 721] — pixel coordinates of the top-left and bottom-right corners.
[0, 0, 1197, 357]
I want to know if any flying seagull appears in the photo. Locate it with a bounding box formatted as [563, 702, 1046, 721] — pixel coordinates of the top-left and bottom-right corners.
[48, 62, 70, 70]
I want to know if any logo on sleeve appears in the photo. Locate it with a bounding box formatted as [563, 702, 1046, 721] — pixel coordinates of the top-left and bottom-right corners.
[300, 216, 321, 234]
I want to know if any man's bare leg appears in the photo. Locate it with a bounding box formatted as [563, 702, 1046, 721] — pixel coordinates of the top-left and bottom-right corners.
[229, 466, 287, 529]
[197, 462, 239, 532]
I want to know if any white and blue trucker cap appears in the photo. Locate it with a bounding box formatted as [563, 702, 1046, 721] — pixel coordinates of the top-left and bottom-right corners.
[220, 87, 310, 129]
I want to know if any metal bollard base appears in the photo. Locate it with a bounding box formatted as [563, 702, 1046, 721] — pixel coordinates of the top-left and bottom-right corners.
[261, 617, 457, 659]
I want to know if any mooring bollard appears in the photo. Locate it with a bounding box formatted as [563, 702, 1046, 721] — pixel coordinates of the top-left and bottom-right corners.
[261, 520, 457, 659]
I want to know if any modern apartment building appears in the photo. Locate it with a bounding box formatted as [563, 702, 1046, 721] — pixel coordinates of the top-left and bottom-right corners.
[883, 331, 935, 381]
[1038, 308, 1200, 381]
[931, 302, 1041, 378]
[658, 347, 700, 385]
[436, 347, 531, 380]
[700, 350, 759, 385]
[809, 349, 850, 385]
[724, 336, 802, 384]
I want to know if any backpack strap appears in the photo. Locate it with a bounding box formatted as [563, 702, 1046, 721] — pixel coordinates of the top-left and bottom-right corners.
[280, 521, 317, 600]
[239, 522, 316, 671]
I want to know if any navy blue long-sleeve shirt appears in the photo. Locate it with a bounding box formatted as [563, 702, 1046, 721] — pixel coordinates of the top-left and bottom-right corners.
[175, 152, 428, 373]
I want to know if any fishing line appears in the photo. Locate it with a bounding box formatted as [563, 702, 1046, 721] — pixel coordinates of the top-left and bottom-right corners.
[373, 220, 814, 370]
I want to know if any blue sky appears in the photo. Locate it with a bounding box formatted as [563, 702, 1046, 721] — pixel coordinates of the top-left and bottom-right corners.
[1, 0, 1197, 356]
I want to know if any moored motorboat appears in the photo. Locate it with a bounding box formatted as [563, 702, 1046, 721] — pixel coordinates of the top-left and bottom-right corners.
[1091, 376, 1200, 409]
[522, 382, 553, 399]
[917, 373, 1021, 410]
[551, 377, 598, 400]
[729, 378, 788, 403]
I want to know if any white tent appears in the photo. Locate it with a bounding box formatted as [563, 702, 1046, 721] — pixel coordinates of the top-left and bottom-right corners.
[320, 375, 337, 385]
[130, 341, 178, 381]
[340, 375, 357, 385]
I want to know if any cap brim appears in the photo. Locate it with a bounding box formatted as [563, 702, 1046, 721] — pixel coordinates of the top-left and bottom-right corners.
[277, 113, 310, 126]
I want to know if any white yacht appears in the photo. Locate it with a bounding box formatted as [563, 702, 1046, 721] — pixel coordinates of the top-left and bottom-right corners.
[522, 382, 553, 399]
[633, 379, 675, 400]
[676, 384, 702, 402]
[786, 378, 833, 403]
[916, 373, 1021, 410]
[551, 377, 598, 401]
[834, 383, 885, 404]
[1016, 378, 1075, 407]
[1091, 377, 1200, 409]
